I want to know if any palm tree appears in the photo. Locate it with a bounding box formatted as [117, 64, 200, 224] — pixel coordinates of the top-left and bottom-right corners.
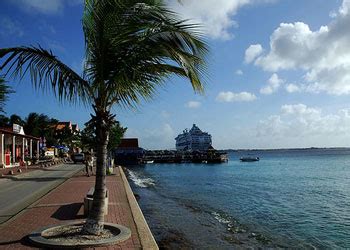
[10, 114, 25, 126]
[0, 78, 14, 113]
[0, 0, 208, 235]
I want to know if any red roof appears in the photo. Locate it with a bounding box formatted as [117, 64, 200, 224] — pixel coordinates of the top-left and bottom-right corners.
[55, 122, 72, 130]
[55, 122, 79, 132]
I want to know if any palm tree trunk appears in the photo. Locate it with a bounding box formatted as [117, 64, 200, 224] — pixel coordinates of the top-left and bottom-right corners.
[83, 111, 109, 235]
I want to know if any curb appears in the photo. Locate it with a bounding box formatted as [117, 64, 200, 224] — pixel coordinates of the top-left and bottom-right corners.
[28, 221, 131, 248]
[118, 166, 159, 250]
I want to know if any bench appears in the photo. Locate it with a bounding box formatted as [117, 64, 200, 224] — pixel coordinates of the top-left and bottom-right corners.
[84, 187, 109, 216]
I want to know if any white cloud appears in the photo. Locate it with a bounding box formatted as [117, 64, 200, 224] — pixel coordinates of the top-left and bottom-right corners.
[0, 17, 24, 37]
[280, 104, 320, 117]
[235, 69, 243, 75]
[166, 0, 275, 40]
[248, 0, 350, 95]
[215, 103, 350, 149]
[257, 104, 350, 146]
[244, 44, 263, 63]
[329, 10, 337, 18]
[186, 101, 201, 108]
[260, 73, 284, 94]
[285, 83, 301, 93]
[216, 91, 257, 102]
[9, 0, 82, 14]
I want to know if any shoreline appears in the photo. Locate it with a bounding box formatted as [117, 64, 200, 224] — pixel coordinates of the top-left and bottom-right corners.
[119, 166, 158, 249]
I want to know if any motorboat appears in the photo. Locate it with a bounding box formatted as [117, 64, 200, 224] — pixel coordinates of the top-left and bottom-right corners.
[240, 156, 259, 162]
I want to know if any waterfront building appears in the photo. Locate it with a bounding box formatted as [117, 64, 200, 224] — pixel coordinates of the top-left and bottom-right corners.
[0, 124, 39, 168]
[175, 124, 212, 151]
[54, 121, 80, 153]
[114, 138, 144, 165]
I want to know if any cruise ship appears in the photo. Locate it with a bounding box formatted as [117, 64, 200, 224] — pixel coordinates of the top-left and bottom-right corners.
[175, 124, 212, 151]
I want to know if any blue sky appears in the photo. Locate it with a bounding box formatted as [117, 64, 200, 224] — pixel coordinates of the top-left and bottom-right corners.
[1, 0, 350, 149]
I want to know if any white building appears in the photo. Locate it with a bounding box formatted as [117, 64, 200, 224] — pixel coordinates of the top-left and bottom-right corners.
[175, 124, 212, 151]
[0, 124, 40, 168]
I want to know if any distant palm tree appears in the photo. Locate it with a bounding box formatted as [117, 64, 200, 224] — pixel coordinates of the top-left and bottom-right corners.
[23, 113, 59, 146]
[10, 114, 25, 126]
[0, 78, 14, 113]
[0, 0, 208, 235]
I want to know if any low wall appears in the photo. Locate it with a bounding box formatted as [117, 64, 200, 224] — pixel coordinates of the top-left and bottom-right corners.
[118, 166, 158, 250]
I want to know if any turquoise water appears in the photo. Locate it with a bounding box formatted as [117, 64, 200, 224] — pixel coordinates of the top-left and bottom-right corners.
[126, 149, 350, 248]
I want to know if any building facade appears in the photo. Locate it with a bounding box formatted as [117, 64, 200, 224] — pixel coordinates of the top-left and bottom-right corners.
[54, 121, 80, 153]
[55, 121, 80, 135]
[114, 138, 144, 165]
[175, 124, 212, 151]
[0, 124, 40, 168]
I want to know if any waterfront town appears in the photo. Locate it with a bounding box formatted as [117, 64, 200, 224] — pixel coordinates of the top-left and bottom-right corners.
[0, 110, 224, 248]
[0, 121, 226, 174]
[2, 0, 350, 249]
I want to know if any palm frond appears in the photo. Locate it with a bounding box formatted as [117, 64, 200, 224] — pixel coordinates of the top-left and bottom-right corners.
[0, 46, 91, 104]
[82, 0, 209, 108]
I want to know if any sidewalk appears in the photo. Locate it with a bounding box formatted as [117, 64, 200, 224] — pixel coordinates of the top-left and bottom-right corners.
[0, 167, 157, 249]
[0, 159, 68, 178]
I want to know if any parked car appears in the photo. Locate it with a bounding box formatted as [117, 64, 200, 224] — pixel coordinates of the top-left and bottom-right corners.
[72, 153, 85, 164]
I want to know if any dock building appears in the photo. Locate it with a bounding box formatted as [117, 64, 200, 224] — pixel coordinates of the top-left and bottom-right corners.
[175, 124, 212, 151]
[114, 138, 144, 165]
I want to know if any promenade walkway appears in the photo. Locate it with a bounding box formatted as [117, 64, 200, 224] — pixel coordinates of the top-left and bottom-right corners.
[0, 163, 84, 224]
[0, 167, 157, 249]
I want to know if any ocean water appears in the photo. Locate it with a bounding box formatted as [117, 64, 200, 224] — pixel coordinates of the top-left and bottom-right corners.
[126, 149, 350, 248]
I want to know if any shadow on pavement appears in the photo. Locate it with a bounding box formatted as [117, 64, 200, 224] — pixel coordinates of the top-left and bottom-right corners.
[1, 176, 68, 182]
[40, 168, 78, 172]
[51, 203, 84, 220]
[0, 239, 22, 245]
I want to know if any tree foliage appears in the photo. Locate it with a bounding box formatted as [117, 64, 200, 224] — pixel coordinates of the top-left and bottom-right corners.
[0, 78, 14, 113]
[55, 125, 81, 152]
[81, 120, 126, 151]
[0, 112, 60, 146]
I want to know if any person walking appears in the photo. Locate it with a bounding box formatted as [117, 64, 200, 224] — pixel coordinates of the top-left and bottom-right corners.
[85, 152, 93, 177]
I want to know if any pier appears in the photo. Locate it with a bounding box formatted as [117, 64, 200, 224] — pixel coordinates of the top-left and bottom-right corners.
[143, 149, 228, 164]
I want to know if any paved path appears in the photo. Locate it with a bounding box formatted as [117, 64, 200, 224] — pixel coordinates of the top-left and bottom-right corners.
[0, 167, 156, 249]
[0, 163, 84, 224]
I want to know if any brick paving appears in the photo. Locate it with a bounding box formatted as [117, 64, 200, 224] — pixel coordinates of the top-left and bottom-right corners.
[0, 169, 142, 249]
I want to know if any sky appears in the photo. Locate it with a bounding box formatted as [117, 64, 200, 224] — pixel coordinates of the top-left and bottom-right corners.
[1, 0, 350, 149]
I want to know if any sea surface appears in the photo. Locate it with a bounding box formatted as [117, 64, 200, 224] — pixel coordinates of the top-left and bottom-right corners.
[126, 148, 350, 248]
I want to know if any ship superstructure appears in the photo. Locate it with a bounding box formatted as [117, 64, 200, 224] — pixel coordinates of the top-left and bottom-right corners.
[175, 124, 212, 151]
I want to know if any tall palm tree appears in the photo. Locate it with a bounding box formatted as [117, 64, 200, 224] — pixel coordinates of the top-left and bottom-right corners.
[0, 78, 14, 113]
[0, 0, 208, 235]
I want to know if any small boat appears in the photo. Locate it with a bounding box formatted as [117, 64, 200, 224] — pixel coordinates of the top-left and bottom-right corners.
[145, 160, 154, 164]
[240, 156, 259, 162]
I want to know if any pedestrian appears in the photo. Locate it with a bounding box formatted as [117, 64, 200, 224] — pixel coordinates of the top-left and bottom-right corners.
[85, 152, 93, 177]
